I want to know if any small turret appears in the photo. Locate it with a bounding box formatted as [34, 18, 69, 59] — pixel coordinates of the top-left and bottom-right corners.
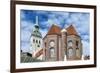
[61, 29, 67, 33]
[61, 29, 67, 61]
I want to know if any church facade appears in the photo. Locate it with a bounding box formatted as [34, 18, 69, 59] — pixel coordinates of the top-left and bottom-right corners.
[29, 17, 83, 61]
[42, 24, 83, 61]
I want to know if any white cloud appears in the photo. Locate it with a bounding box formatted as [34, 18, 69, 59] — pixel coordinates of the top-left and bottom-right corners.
[82, 40, 90, 55]
[20, 10, 26, 20]
[21, 42, 30, 52]
[21, 20, 33, 31]
[21, 21, 34, 52]
[81, 34, 89, 41]
[49, 11, 69, 18]
[40, 29, 48, 38]
[21, 30, 30, 42]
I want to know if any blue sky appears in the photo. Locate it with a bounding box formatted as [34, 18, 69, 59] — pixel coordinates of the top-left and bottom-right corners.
[20, 10, 90, 56]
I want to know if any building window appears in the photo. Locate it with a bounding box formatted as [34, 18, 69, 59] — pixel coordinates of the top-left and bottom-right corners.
[50, 47, 55, 58]
[33, 39, 35, 43]
[21, 50, 22, 53]
[45, 42, 46, 48]
[76, 41, 79, 47]
[49, 40, 55, 47]
[37, 45, 40, 47]
[76, 48, 79, 50]
[39, 40, 41, 44]
[68, 40, 73, 47]
[76, 48, 80, 57]
[68, 48, 73, 58]
[36, 40, 38, 43]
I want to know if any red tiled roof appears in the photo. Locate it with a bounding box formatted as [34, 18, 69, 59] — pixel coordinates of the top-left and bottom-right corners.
[47, 24, 61, 35]
[66, 25, 78, 35]
[44, 24, 78, 38]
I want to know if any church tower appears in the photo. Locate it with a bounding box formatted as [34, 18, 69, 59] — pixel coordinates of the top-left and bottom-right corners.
[29, 16, 42, 59]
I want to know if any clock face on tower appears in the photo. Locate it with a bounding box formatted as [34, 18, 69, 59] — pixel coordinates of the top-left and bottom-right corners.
[50, 41, 55, 47]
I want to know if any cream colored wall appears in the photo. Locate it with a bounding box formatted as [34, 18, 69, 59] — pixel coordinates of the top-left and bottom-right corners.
[30, 36, 42, 57]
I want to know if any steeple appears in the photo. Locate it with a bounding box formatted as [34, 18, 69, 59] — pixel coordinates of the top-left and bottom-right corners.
[36, 16, 38, 25]
[34, 16, 39, 29]
[31, 16, 42, 38]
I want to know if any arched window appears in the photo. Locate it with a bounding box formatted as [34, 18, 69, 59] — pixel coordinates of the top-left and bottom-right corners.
[68, 40, 73, 47]
[50, 47, 55, 58]
[39, 40, 41, 44]
[68, 48, 73, 58]
[37, 45, 40, 47]
[76, 41, 79, 47]
[45, 42, 46, 48]
[76, 48, 80, 57]
[33, 39, 35, 43]
[36, 40, 38, 43]
[49, 40, 55, 47]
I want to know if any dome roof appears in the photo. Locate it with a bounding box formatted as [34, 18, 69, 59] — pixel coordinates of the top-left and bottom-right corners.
[31, 30, 42, 38]
[31, 24, 42, 38]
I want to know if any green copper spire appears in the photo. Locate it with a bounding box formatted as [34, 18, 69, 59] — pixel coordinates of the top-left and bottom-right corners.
[31, 16, 42, 38]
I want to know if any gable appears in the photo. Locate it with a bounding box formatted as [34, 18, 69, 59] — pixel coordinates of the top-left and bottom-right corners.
[66, 25, 78, 35]
[47, 24, 61, 35]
